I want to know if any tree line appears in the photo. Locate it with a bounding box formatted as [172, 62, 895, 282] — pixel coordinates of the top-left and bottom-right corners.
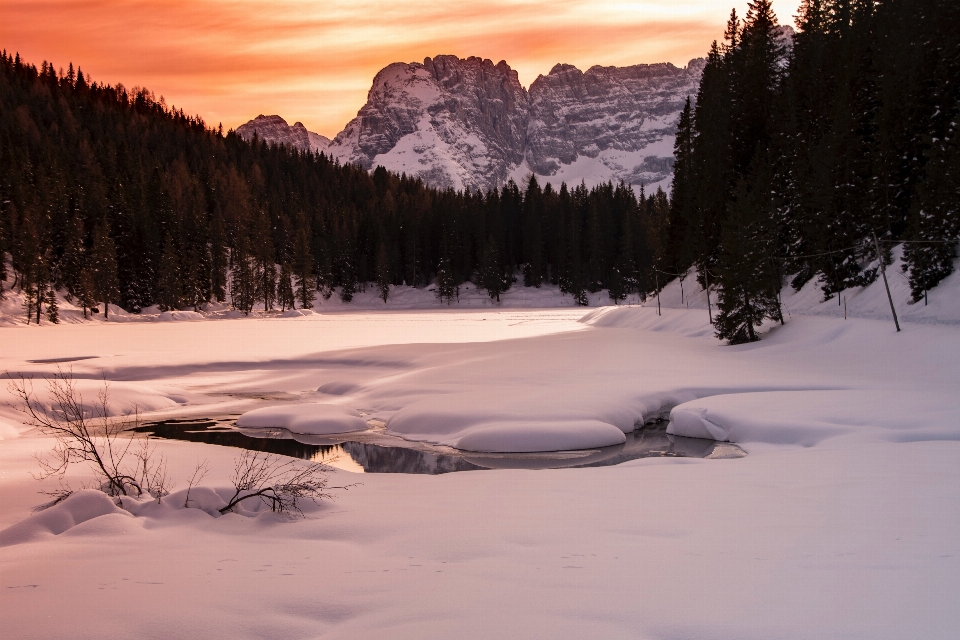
[667, 0, 960, 342]
[0, 50, 674, 321]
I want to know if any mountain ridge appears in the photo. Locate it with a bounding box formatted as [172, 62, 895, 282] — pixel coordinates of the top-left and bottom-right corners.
[239, 54, 708, 192]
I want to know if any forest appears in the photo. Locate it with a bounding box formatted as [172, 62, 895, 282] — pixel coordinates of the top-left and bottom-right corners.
[0, 51, 670, 320]
[668, 0, 960, 341]
[1, 0, 958, 342]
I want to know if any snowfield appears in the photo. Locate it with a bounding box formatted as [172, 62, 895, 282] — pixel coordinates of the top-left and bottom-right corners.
[0, 259, 958, 638]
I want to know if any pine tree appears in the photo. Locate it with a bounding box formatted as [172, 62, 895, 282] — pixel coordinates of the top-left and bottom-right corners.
[59, 214, 86, 302]
[292, 225, 315, 309]
[89, 220, 120, 319]
[277, 261, 295, 311]
[45, 289, 59, 324]
[78, 268, 97, 319]
[714, 154, 784, 344]
[230, 239, 256, 315]
[479, 235, 507, 302]
[436, 255, 456, 305]
[209, 214, 228, 303]
[156, 234, 182, 311]
[250, 211, 276, 311]
[0, 213, 7, 300]
[376, 242, 391, 303]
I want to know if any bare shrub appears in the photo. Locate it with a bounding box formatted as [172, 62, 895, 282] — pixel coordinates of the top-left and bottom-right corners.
[219, 450, 348, 516]
[9, 368, 354, 517]
[184, 459, 210, 508]
[8, 368, 155, 500]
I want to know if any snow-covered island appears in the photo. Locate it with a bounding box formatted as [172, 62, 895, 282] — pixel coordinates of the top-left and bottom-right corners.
[1, 252, 958, 639]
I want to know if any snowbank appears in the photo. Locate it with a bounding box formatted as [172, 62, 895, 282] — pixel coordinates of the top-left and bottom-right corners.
[236, 403, 368, 435]
[0, 490, 129, 547]
[157, 310, 204, 322]
[668, 389, 960, 448]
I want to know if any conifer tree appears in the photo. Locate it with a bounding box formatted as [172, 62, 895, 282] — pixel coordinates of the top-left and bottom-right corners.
[156, 234, 182, 311]
[89, 220, 120, 319]
[277, 261, 295, 311]
[479, 235, 507, 302]
[251, 211, 276, 311]
[292, 226, 315, 309]
[78, 268, 97, 319]
[45, 289, 59, 324]
[209, 214, 228, 303]
[714, 153, 784, 343]
[0, 213, 7, 300]
[59, 214, 86, 302]
[230, 239, 256, 315]
[436, 255, 456, 305]
[376, 242, 391, 303]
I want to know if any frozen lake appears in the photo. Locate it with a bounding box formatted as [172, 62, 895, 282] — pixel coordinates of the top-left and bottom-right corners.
[135, 417, 746, 474]
[1, 305, 958, 639]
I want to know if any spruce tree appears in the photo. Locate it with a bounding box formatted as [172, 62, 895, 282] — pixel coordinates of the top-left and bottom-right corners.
[292, 226, 315, 309]
[376, 242, 391, 303]
[714, 154, 784, 344]
[230, 239, 256, 315]
[0, 213, 7, 300]
[156, 234, 182, 311]
[479, 235, 507, 302]
[251, 211, 276, 311]
[59, 214, 86, 302]
[209, 214, 228, 303]
[436, 255, 456, 305]
[277, 261, 295, 311]
[45, 289, 59, 324]
[89, 220, 120, 319]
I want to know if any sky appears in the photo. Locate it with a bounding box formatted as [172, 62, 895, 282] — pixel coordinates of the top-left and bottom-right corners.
[1, 1, 799, 138]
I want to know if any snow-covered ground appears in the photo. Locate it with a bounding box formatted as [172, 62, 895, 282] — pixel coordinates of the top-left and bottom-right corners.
[0, 252, 958, 638]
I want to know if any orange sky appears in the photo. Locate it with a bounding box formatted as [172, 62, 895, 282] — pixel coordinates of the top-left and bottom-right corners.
[1, 1, 800, 138]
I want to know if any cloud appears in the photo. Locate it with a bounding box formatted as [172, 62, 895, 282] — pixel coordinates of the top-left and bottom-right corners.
[1, 0, 799, 137]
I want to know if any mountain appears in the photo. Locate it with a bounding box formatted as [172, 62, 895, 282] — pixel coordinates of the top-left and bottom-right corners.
[239, 54, 708, 192]
[236, 114, 330, 154]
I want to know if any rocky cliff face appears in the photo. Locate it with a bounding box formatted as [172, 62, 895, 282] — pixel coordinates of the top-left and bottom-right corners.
[521, 59, 705, 190]
[326, 56, 530, 191]
[236, 115, 330, 154]
[239, 55, 707, 192]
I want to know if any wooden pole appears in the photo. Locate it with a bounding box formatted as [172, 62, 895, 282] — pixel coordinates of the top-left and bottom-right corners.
[872, 231, 900, 332]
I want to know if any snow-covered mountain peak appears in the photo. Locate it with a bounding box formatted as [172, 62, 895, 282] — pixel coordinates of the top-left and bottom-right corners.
[240, 53, 706, 192]
[236, 114, 330, 154]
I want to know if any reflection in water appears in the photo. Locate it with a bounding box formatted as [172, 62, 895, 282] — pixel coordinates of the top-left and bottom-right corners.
[136, 418, 745, 475]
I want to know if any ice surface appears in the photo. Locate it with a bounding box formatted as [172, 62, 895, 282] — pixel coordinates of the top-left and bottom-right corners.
[0, 266, 959, 638]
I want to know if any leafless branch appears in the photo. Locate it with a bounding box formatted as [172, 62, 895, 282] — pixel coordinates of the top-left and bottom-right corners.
[184, 459, 210, 508]
[218, 450, 343, 516]
[8, 367, 150, 498]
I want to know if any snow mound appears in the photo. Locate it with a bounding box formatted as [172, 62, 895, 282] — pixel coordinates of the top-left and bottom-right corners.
[281, 309, 317, 318]
[157, 310, 204, 322]
[0, 490, 129, 547]
[385, 393, 639, 452]
[455, 420, 627, 453]
[237, 403, 368, 435]
[667, 390, 960, 448]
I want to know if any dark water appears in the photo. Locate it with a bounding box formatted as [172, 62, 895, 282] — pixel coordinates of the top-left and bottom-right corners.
[135, 418, 744, 475]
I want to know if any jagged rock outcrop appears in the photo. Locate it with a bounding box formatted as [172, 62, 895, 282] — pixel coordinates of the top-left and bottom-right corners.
[239, 54, 715, 192]
[522, 59, 706, 188]
[326, 56, 530, 191]
[236, 114, 330, 154]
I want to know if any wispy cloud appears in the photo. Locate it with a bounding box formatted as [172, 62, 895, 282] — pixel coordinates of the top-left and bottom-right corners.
[1, 0, 799, 136]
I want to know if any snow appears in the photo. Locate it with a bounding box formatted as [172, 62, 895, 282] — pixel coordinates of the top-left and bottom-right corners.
[0, 255, 959, 638]
[236, 403, 368, 435]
